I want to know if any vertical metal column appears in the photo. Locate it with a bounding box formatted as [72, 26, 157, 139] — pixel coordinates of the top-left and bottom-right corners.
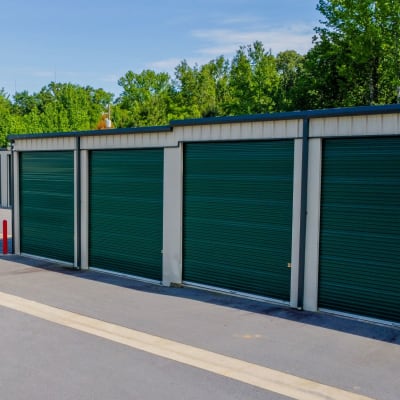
[297, 118, 309, 309]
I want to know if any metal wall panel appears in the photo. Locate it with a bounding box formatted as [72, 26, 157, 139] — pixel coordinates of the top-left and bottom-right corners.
[13, 137, 76, 151]
[20, 151, 74, 263]
[183, 141, 294, 300]
[80, 132, 176, 150]
[174, 119, 302, 143]
[309, 113, 400, 138]
[319, 138, 400, 322]
[89, 149, 163, 280]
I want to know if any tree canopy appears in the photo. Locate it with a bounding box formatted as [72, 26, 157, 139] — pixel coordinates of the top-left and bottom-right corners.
[1, 0, 399, 147]
[313, 0, 400, 106]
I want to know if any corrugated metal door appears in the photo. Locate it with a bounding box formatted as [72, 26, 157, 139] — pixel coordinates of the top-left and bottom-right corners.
[89, 149, 163, 280]
[20, 151, 74, 263]
[183, 141, 294, 301]
[319, 138, 400, 322]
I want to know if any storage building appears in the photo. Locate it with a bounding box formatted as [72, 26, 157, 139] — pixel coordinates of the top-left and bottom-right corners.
[8, 104, 400, 324]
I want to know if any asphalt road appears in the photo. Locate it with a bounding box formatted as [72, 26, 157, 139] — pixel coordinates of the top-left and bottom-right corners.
[0, 255, 399, 400]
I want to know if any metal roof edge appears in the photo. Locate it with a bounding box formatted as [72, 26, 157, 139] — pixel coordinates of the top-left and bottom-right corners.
[7, 104, 400, 141]
[8, 125, 172, 141]
[306, 104, 400, 118]
[170, 111, 307, 126]
[170, 104, 400, 126]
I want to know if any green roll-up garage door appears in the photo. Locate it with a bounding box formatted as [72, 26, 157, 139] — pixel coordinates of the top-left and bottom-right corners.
[319, 137, 400, 322]
[183, 141, 294, 301]
[89, 149, 163, 280]
[20, 151, 74, 263]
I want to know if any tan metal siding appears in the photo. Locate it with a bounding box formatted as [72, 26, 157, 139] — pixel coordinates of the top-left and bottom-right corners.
[310, 113, 400, 137]
[13, 137, 76, 151]
[80, 132, 176, 150]
[174, 119, 302, 143]
[78, 120, 302, 150]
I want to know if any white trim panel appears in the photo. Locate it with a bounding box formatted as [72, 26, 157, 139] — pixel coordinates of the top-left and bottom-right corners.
[303, 138, 322, 312]
[80, 150, 89, 269]
[162, 145, 183, 285]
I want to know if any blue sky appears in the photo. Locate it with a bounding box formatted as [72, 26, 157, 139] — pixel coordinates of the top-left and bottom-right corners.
[0, 0, 321, 98]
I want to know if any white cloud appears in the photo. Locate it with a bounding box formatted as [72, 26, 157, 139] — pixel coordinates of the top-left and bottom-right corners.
[217, 15, 265, 26]
[148, 24, 314, 75]
[193, 25, 313, 57]
[148, 57, 214, 75]
[149, 58, 183, 71]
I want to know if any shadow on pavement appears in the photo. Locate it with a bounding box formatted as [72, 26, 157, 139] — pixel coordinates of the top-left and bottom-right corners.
[1, 254, 399, 345]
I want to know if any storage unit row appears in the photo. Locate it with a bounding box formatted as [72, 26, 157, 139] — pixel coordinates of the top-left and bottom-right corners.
[8, 105, 400, 324]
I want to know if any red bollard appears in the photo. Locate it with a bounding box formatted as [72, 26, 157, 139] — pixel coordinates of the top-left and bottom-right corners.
[3, 220, 8, 255]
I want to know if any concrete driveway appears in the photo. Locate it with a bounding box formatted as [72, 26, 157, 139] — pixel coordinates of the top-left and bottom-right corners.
[0, 254, 399, 400]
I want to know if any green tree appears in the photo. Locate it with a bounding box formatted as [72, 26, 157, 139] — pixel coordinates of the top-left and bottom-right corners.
[292, 39, 348, 109]
[314, 0, 400, 105]
[172, 56, 230, 119]
[226, 46, 253, 114]
[276, 50, 304, 111]
[13, 90, 39, 115]
[0, 89, 14, 146]
[7, 83, 114, 134]
[117, 70, 173, 126]
[0, 89, 29, 146]
[173, 61, 203, 119]
[35, 83, 113, 132]
[226, 41, 279, 115]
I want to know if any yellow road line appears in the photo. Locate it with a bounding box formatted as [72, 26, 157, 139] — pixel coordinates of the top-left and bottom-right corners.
[0, 291, 375, 400]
